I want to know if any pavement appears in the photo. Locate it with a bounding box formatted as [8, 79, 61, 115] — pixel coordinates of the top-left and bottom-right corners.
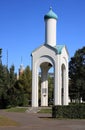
[0, 110, 85, 130]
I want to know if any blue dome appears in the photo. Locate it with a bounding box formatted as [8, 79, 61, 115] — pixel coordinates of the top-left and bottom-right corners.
[44, 7, 58, 20]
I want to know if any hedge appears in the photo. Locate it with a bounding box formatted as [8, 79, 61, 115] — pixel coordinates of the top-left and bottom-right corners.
[52, 104, 85, 119]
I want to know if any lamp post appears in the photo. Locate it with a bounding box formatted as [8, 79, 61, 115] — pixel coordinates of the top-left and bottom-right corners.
[0, 48, 2, 64]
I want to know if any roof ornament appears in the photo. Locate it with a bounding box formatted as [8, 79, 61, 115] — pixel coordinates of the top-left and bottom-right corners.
[50, 6, 52, 10]
[44, 7, 58, 20]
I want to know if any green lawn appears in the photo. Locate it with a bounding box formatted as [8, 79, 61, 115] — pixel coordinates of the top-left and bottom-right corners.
[38, 108, 52, 113]
[5, 106, 52, 114]
[5, 107, 28, 113]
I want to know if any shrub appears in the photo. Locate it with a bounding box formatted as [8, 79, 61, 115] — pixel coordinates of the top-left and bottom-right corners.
[52, 104, 85, 119]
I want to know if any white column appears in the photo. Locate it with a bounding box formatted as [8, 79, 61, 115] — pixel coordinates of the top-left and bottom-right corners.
[64, 64, 69, 105]
[54, 55, 61, 105]
[32, 60, 38, 107]
[45, 18, 57, 47]
[41, 80, 48, 106]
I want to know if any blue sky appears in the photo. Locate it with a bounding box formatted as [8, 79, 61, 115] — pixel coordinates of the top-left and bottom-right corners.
[0, 0, 85, 73]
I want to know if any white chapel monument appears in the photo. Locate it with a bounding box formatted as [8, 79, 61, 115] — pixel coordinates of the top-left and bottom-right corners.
[31, 8, 69, 107]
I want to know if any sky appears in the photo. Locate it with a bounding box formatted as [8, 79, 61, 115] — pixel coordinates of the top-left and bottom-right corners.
[0, 0, 85, 73]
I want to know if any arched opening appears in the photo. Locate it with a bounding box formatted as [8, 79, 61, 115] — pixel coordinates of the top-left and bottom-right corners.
[40, 62, 53, 106]
[61, 64, 66, 105]
[33, 56, 54, 107]
[32, 54, 55, 107]
[38, 64, 54, 106]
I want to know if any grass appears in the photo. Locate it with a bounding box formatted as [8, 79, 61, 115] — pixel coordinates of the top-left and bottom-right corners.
[0, 107, 27, 126]
[38, 108, 52, 113]
[5, 107, 28, 113]
[0, 116, 19, 126]
[5, 106, 52, 114]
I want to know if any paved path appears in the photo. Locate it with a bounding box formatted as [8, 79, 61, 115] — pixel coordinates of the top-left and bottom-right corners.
[0, 110, 85, 130]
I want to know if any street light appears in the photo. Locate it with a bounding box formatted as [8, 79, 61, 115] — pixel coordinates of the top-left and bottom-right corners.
[0, 48, 2, 64]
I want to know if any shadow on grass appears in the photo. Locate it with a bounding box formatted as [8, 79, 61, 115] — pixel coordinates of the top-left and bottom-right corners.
[0, 116, 20, 126]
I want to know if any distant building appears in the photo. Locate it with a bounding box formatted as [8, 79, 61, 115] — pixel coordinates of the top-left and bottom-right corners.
[19, 64, 24, 76]
[17, 64, 24, 79]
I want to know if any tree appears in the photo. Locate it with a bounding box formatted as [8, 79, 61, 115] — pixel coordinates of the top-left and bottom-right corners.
[0, 64, 9, 108]
[14, 65, 32, 106]
[0, 49, 32, 107]
[20, 66, 32, 105]
[7, 65, 17, 106]
[0, 48, 32, 107]
[48, 76, 54, 105]
[69, 46, 85, 102]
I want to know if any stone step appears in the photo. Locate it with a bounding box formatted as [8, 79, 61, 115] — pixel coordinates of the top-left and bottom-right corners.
[26, 107, 41, 113]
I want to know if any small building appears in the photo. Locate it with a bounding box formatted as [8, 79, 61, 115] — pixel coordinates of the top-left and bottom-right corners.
[19, 64, 24, 76]
[31, 8, 69, 107]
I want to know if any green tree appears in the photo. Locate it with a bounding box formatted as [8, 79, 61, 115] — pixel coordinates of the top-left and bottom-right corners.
[14, 65, 32, 106]
[0, 49, 10, 108]
[48, 76, 54, 105]
[24, 66, 32, 105]
[7, 65, 17, 106]
[69, 46, 85, 102]
[0, 64, 9, 108]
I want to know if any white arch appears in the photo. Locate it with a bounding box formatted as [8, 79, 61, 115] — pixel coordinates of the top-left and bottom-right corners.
[61, 57, 67, 67]
[36, 55, 55, 69]
[61, 57, 69, 105]
[32, 50, 69, 107]
[37, 56, 55, 106]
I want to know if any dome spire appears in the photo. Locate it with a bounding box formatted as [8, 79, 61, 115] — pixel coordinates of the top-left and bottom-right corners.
[44, 8, 58, 47]
[44, 7, 58, 20]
